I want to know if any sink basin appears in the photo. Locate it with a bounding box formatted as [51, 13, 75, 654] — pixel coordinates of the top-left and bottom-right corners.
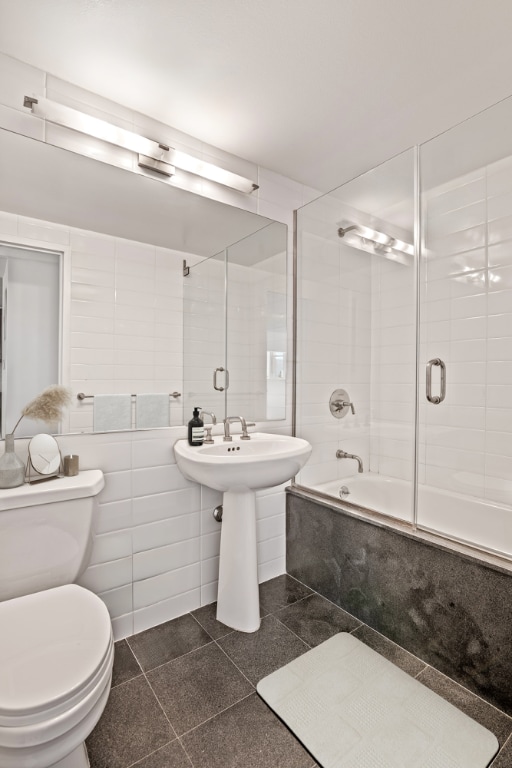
[174, 431, 311, 634]
[173, 432, 312, 492]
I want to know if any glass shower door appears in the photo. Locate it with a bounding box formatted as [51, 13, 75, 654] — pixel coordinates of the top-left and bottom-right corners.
[418, 95, 512, 559]
[182, 250, 227, 424]
[294, 148, 417, 524]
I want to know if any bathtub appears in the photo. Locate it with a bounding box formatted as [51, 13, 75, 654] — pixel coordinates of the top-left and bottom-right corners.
[305, 473, 512, 561]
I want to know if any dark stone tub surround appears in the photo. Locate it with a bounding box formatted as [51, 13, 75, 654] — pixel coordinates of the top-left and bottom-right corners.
[286, 488, 512, 716]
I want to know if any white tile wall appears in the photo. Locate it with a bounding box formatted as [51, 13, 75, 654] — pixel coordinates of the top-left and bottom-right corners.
[0, 51, 313, 639]
[419, 154, 512, 506]
[295, 196, 416, 498]
[296, 148, 512, 527]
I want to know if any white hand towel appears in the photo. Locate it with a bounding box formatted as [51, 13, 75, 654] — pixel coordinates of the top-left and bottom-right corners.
[93, 394, 132, 432]
[136, 393, 170, 429]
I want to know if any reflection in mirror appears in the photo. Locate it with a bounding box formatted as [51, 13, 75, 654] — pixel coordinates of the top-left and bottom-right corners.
[0, 244, 60, 438]
[183, 221, 287, 423]
[0, 127, 287, 435]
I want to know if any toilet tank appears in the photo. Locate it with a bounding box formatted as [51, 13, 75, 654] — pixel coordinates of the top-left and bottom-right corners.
[0, 470, 104, 601]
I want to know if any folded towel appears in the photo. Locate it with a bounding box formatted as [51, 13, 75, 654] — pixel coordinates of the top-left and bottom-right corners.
[93, 394, 132, 432]
[136, 393, 170, 429]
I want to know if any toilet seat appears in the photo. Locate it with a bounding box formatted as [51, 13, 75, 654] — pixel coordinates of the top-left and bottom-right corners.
[0, 584, 112, 731]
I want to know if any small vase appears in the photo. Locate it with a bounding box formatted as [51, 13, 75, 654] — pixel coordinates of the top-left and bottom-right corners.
[0, 433, 25, 488]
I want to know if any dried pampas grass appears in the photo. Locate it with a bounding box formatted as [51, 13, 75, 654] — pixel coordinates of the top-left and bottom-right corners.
[11, 385, 72, 434]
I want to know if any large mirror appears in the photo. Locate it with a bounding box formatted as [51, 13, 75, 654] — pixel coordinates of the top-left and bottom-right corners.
[0, 127, 287, 436]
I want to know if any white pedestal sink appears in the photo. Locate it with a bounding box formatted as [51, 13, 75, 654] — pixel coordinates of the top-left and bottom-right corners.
[174, 433, 312, 632]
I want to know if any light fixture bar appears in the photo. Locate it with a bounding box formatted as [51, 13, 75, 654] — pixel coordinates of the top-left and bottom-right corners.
[24, 96, 259, 194]
[338, 223, 414, 264]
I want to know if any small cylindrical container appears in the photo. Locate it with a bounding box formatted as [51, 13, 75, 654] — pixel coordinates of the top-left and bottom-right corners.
[63, 454, 79, 476]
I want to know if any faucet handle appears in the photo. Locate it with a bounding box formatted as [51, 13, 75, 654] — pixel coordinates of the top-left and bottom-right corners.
[203, 425, 214, 444]
[240, 422, 256, 440]
[333, 399, 355, 415]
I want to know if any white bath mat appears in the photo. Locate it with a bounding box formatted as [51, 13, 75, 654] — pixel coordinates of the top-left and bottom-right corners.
[257, 633, 499, 768]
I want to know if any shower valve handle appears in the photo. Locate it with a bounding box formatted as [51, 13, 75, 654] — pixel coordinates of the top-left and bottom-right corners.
[334, 399, 355, 415]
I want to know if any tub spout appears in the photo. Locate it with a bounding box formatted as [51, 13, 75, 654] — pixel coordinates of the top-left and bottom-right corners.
[336, 450, 363, 473]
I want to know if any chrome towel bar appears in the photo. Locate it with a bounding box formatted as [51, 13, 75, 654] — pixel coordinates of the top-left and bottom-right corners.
[77, 391, 181, 400]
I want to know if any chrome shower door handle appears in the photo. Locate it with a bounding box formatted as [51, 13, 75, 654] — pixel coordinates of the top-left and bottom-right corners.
[426, 358, 446, 404]
[213, 367, 229, 392]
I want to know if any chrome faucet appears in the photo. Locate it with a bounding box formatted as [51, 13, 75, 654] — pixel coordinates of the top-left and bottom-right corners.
[200, 410, 217, 444]
[223, 416, 253, 441]
[336, 449, 363, 473]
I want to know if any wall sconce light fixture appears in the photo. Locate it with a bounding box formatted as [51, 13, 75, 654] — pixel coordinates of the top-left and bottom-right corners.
[338, 223, 413, 265]
[23, 96, 259, 194]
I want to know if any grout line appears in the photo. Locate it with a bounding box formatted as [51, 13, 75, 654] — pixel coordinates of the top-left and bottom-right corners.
[176, 735, 197, 768]
[271, 611, 313, 649]
[108, 671, 144, 691]
[213, 636, 257, 689]
[125, 738, 182, 768]
[188, 604, 235, 641]
[119, 638, 145, 677]
[138, 639, 216, 676]
[143, 672, 178, 737]
[177, 691, 256, 739]
[415, 662, 512, 728]
[492, 730, 512, 764]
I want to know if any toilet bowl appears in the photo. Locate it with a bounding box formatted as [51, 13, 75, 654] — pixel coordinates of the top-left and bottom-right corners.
[0, 470, 113, 768]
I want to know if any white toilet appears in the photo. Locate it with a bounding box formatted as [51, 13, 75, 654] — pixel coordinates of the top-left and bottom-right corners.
[0, 470, 114, 768]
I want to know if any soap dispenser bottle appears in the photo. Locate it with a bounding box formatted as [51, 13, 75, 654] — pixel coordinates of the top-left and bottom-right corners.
[188, 407, 204, 446]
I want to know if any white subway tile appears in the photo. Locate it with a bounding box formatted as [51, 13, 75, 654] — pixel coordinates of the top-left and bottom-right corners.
[201, 530, 221, 561]
[257, 515, 285, 542]
[132, 487, 200, 526]
[201, 556, 220, 586]
[133, 563, 201, 610]
[95, 500, 132, 534]
[89, 531, 133, 565]
[200, 583, 218, 606]
[99, 584, 133, 621]
[70, 231, 116, 256]
[99, 471, 132, 503]
[133, 589, 201, 634]
[17, 218, 70, 245]
[132, 512, 200, 553]
[133, 538, 200, 581]
[488, 313, 512, 339]
[132, 464, 193, 497]
[132, 437, 176, 469]
[258, 557, 286, 583]
[257, 535, 285, 565]
[79, 556, 132, 594]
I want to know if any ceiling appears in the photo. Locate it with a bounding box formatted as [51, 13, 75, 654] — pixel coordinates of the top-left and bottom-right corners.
[1, 0, 512, 193]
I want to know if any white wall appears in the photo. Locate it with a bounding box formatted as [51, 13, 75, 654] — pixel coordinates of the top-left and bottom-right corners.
[0, 52, 318, 640]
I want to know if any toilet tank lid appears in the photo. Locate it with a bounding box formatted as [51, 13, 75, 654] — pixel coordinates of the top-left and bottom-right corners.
[0, 469, 105, 511]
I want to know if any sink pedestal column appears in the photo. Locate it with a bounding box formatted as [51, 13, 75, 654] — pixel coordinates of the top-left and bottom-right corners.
[216, 490, 260, 633]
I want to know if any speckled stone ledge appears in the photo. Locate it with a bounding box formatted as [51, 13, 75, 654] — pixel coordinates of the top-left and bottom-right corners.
[286, 489, 512, 716]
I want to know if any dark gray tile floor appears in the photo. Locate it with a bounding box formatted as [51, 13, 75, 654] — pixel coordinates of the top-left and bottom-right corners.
[86, 574, 512, 768]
